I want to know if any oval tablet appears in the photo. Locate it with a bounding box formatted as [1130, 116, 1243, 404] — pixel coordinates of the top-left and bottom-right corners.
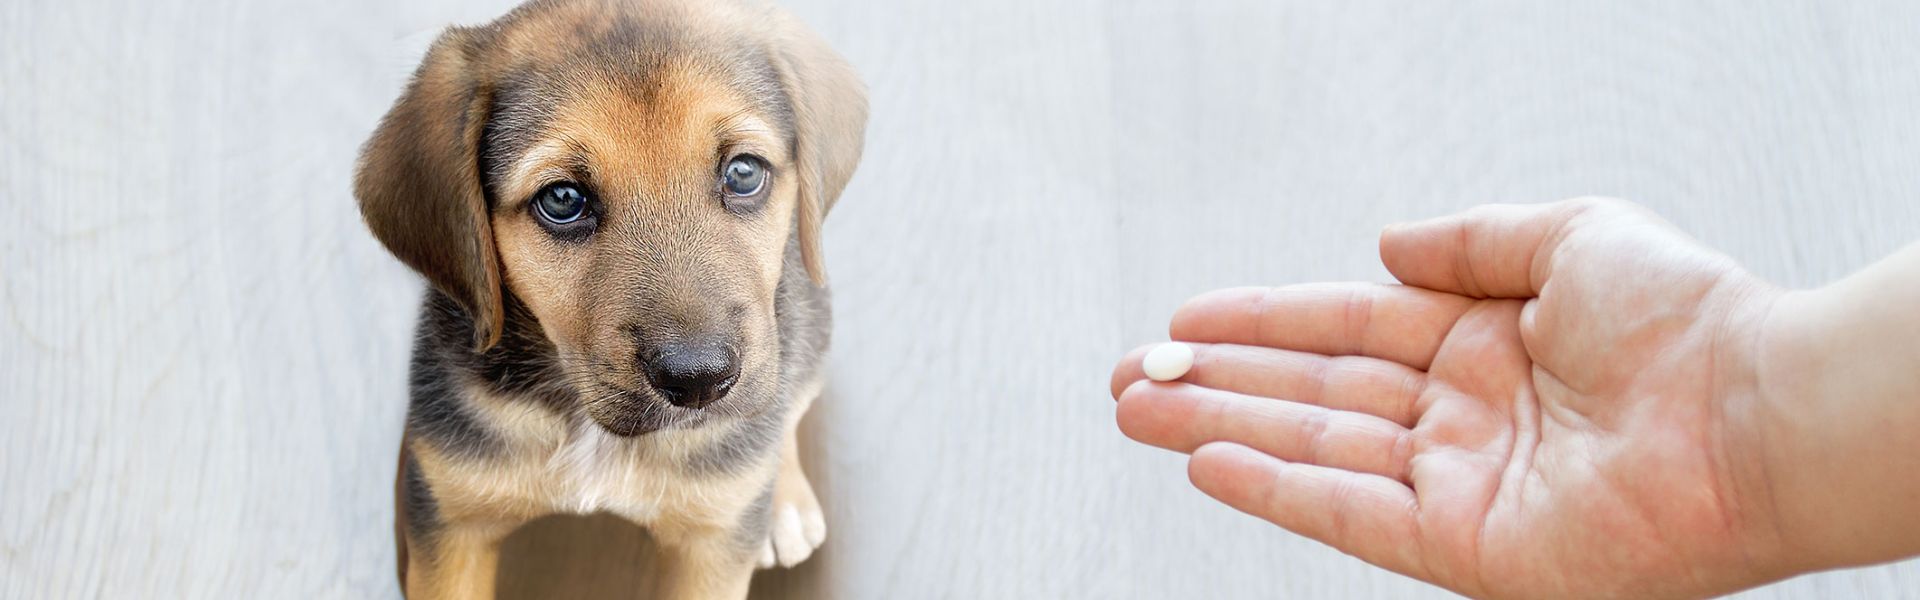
[1142, 342, 1194, 382]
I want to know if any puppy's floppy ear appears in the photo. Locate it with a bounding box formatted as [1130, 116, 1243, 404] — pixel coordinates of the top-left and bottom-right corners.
[355, 27, 504, 350]
[767, 11, 868, 285]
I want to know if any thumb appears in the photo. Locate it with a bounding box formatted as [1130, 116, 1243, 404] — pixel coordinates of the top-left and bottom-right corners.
[1379, 198, 1620, 298]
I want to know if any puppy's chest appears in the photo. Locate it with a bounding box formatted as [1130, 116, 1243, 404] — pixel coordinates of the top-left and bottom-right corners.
[523, 423, 736, 522]
[541, 430, 673, 517]
[441, 410, 747, 527]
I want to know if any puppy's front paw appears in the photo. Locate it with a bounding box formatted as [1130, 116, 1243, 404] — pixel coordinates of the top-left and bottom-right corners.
[756, 468, 825, 569]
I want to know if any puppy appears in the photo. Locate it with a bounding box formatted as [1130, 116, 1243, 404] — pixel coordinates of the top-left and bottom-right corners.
[352, 0, 865, 597]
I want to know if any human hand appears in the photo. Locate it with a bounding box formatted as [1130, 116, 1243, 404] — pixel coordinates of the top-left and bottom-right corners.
[1111, 198, 1802, 598]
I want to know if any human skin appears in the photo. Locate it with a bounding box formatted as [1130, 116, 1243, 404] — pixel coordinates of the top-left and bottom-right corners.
[1110, 198, 1920, 599]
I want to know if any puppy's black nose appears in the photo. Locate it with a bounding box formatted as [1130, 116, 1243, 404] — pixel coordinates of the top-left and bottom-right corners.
[641, 341, 739, 409]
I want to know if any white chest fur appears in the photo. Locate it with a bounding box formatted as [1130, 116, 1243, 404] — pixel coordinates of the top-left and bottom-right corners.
[434, 386, 767, 532]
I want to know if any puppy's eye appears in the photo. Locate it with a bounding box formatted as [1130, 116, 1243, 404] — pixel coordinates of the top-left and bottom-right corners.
[721, 155, 768, 197]
[533, 183, 590, 225]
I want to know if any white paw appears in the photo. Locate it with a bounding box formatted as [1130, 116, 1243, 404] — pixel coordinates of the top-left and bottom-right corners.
[756, 494, 826, 569]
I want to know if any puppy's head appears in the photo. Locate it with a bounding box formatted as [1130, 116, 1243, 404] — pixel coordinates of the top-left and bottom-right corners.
[355, 0, 865, 435]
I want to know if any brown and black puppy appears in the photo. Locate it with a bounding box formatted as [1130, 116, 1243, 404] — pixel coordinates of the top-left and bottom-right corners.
[353, 0, 865, 597]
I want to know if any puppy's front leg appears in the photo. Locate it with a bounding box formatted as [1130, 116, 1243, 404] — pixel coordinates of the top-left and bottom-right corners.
[758, 426, 826, 568]
[651, 533, 757, 600]
[402, 521, 513, 600]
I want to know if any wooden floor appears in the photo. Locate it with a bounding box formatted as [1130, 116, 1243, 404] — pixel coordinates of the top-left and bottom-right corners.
[5, 0, 1919, 597]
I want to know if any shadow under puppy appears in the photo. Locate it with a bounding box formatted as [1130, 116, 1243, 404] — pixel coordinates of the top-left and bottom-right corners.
[353, 0, 866, 597]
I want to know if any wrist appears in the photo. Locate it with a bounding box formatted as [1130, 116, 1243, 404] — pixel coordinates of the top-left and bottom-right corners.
[1703, 278, 1804, 584]
[1741, 288, 1829, 573]
[1749, 256, 1920, 573]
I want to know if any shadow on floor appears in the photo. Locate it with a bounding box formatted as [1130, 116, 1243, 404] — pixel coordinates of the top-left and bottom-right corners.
[495, 389, 840, 599]
[493, 513, 835, 599]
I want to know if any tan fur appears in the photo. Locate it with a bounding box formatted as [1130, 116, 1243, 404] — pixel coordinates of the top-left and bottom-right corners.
[764, 8, 867, 284]
[354, 27, 505, 349]
[490, 64, 794, 411]
[401, 386, 779, 599]
[417, 384, 777, 526]
[403, 520, 517, 599]
[360, 1, 866, 598]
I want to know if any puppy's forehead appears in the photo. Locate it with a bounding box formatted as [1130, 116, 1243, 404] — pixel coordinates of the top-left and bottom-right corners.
[478, 0, 794, 195]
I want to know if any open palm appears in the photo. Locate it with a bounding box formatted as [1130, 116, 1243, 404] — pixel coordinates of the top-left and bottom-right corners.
[1112, 199, 1792, 598]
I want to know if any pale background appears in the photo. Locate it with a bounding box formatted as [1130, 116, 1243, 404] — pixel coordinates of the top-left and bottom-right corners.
[4, 0, 1919, 598]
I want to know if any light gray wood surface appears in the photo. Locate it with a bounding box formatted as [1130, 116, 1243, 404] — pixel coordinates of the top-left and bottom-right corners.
[4, 0, 1918, 597]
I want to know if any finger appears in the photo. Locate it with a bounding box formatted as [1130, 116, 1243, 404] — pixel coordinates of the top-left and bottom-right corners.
[1378, 197, 1631, 298]
[1111, 342, 1427, 426]
[1117, 381, 1414, 481]
[1170, 284, 1476, 371]
[1188, 442, 1428, 581]
[1110, 344, 1154, 399]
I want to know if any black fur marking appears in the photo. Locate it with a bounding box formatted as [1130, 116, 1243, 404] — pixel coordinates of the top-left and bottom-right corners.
[407, 291, 575, 459]
[732, 476, 778, 554]
[717, 41, 797, 145]
[686, 401, 785, 475]
[583, 11, 679, 85]
[772, 240, 832, 374]
[478, 72, 561, 210]
[400, 452, 442, 552]
[407, 304, 500, 458]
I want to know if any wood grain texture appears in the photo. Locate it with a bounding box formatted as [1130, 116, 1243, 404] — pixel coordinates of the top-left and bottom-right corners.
[3, 0, 1917, 598]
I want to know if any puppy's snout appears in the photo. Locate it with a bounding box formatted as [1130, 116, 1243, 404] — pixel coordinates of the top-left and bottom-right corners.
[641, 340, 740, 409]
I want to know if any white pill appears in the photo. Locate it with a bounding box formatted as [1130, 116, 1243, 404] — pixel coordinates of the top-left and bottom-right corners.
[1142, 342, 1195, 382]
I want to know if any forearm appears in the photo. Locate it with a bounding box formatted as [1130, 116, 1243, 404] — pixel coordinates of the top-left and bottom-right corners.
[1757, 241, 1920, 570]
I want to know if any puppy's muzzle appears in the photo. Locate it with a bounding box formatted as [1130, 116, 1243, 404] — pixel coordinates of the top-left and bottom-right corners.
[640, 339, 740, 409]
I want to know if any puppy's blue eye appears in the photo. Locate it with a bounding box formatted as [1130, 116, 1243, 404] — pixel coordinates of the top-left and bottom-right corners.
[722, 155, 767, 197]
[534, 184, 589, 224]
